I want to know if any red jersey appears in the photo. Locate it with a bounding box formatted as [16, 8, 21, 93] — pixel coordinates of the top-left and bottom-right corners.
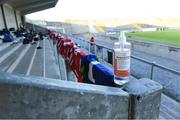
[69, 49, 86, 82]
[58, 38, 71, 58]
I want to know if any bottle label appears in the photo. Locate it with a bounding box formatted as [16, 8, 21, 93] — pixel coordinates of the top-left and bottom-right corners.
[114, 49, 130, 77]
[117, 56, 130, 70]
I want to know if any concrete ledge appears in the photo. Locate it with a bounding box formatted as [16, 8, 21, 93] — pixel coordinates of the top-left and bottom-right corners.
[0, 71, 163, 119]
[123, 78, 163, 119]
[0, 72, 129, 119]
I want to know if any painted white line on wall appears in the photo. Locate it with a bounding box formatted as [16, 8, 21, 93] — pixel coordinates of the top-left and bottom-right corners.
[7, 44, 31, 73]
[0, 43, 22, 64]
[26, 42, 40, 76]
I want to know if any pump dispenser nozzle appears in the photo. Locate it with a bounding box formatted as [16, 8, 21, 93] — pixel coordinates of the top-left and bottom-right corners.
[119, 31, 126, 50]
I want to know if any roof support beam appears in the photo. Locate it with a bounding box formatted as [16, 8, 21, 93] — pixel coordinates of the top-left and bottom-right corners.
[0, 4, 7, 29]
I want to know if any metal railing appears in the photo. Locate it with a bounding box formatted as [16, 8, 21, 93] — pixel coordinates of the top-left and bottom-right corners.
[131, 55, 180, 79]
[65, 34, 180, 80]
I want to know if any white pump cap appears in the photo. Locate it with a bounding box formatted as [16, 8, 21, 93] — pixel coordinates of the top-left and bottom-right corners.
[119, 31, 126, 44]
[119, 31, 126, 50]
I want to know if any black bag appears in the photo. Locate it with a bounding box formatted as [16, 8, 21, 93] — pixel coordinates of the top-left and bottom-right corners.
[23, 38, 29, 44]
[9, 28, 15, 32]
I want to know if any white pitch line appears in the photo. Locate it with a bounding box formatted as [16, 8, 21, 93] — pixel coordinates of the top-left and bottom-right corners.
[0, 43, 22, 64]
[7, 44, 31, 73]
[26, 42, 40, 76]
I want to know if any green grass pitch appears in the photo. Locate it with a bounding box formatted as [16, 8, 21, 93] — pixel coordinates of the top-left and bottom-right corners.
[126, 30, 180, 48]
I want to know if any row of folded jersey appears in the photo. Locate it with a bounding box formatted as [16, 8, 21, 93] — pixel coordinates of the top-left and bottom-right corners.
[48, 31, 114, 87]
[48, 30, 62, 41]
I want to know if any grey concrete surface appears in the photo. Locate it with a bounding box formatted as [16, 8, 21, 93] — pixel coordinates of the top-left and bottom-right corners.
[159, 94, 180, 119]
[57, 54, 67, 80]
[65, 60, 77, 82]
[62, 23, 89, 35]
[0, 44, 25, 71]
[0, 6, 4, 29]
[48, 39, 67, 80]
[132, 50, 180, 71]
[0, 43, 18, 58]
[44, 39, 60, 79]
[0, 71, 129, 119]
[13, 43, 37, 74]
[123, 78, 162, 119]
[16, 11, 21, 28]
[0, 42, 12, 51]
[30, 40, 44, 76]
[3, 4, 17, 29]
[0, 37, 61, 80]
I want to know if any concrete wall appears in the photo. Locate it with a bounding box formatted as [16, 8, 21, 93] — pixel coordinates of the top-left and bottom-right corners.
[16, 11, 22, 28]
[0, 72, 129, 119]
[129, 39, 180, 62]
[70, 24, 89, 35]
[3, 4, 17, 29]
[62, 23, 89, 35]
[0, 70, 162, 119]
[0, 6, 5, 30]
